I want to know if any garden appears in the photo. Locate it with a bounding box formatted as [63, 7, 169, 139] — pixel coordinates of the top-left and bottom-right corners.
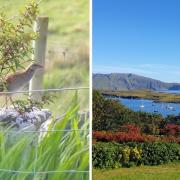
[92, 91, 180, 178]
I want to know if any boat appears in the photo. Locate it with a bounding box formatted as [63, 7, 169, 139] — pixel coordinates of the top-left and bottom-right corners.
[140, 100, 144, 108]
[166, 105, 175, 110]
[140, 105, 144, 108]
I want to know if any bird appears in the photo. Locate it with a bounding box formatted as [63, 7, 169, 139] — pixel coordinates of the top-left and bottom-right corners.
[0, 63, 43, 107]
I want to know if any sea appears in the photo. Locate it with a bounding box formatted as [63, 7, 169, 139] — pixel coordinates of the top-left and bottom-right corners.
[107, 90, 180, 117]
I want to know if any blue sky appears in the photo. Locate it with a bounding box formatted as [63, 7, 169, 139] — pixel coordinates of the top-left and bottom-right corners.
[93, 0, 180, 82]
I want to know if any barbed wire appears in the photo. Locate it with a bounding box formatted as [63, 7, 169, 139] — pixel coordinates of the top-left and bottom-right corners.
[0, 169, 89, 174]
[0, 128, 89, 175]
[1, 129, 89, 133]
[0, 87, 89, 95]
[0, 120, 89, 176]
[0, 0, 89, 176]
[0, 86, 89, 176]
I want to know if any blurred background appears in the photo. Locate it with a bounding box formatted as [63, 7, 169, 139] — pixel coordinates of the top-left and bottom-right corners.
[0, 0, 89, 115]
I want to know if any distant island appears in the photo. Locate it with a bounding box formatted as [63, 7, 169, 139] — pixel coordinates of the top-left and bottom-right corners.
[93, 73, 180, 91]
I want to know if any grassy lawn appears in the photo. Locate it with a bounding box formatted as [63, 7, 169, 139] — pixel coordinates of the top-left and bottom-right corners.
[102, 90, 180, 103]
[93, 163, 180, 180]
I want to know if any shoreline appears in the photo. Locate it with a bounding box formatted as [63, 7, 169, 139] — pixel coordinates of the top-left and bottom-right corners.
[101, 90, 180, 103]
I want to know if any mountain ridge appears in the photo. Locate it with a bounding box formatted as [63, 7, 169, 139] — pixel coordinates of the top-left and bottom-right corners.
[93, 73, 180, 91]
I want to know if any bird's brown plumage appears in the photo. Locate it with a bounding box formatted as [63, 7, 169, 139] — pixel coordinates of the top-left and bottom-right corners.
[0, 63, 43, 93]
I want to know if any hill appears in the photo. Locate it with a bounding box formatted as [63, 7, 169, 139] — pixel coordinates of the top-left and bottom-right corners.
[93, 73, 180, 91]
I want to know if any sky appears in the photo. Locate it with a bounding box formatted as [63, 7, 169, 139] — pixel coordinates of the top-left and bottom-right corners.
[93, 0, 180, 82]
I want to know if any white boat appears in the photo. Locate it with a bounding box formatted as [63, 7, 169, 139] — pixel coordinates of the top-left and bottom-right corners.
[140, 100, 144, 108]
[166, 105, 175, 110]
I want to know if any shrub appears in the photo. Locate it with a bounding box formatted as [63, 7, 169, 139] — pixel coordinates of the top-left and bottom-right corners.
[93, 91, 164, 134]
[92, 142, 122, 168]
[122, 146, 131, 163]
[93, 130, 144, 143]
[141, 142, 180, 165]
[165, 115, 180, 125]
[119, 124, 141, 134]
[93, 90, 129, 131]
[93, 124, 180, 143]
[0, 1, 38, 80]
[160, 124, 180, 136]
[93, 130, 180, 143]
[93, 142, 180, 169]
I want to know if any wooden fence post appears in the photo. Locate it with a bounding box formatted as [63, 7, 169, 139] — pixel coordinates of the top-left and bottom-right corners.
[29, 16, 49, 100]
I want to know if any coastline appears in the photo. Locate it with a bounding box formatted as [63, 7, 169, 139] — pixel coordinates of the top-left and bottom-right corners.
[100, 90, 180, 103]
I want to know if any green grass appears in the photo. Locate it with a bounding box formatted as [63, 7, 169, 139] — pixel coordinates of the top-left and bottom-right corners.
[0, 96, 89, 179]
[44, 89, 89, 117]
[43, 59, 89, 115]
[0, 0, 89, 46]
[93, 163, 180, 180]
[102, 90, 180, 103]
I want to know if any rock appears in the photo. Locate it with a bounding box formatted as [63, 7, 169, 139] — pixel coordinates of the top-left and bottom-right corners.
[0, 107, 52, 131]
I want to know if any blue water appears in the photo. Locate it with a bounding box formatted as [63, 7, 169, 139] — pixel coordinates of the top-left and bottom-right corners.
[108, 95, 180, 117]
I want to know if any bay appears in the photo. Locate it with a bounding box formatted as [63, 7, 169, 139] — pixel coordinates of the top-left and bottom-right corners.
[107, 90, 180, 117]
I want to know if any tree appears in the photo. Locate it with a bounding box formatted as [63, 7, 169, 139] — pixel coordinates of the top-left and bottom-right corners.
[93, 90, 164, 134]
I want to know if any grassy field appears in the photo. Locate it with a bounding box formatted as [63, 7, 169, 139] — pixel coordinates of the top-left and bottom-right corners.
[102, 90, 180, 103]
[43, 52, 89, 115]
[0, 0, 89, 46]
[93, 162, 180, 180]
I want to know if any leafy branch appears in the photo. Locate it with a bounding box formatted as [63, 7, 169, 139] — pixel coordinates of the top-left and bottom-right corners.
[0, 1, 55, 112]
[13, 94, 56, 114]
[0, 1, 39, 80]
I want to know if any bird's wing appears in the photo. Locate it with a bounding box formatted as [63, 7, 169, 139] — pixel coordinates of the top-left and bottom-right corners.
[6, 72, 25, 84]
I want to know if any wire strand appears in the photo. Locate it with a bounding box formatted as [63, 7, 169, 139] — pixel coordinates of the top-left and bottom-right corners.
[0, 87, 89, 95]
[0, 169, 89, 174]
[1, 129, 89, 133]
